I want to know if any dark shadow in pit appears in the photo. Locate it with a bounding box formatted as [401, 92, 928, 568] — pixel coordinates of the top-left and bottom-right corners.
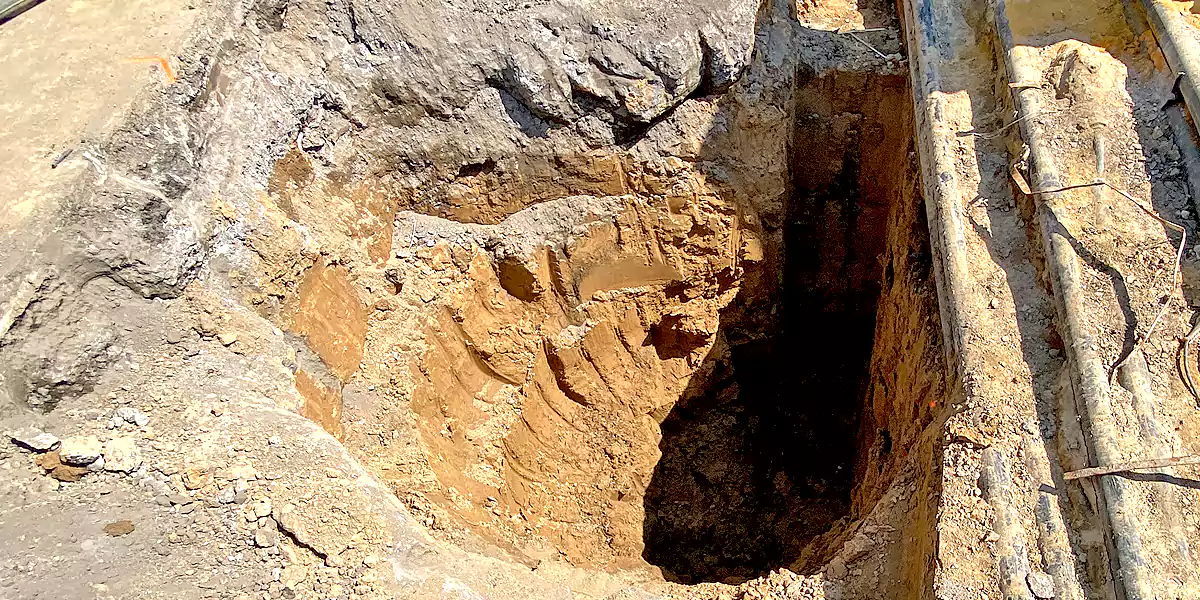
[640, 2, 934, 581]
[641, 237, 876, 583]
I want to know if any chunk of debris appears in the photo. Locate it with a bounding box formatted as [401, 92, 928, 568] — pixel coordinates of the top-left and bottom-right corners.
[102, 437, 142, 472]
[59, 436, 103, 466]
[9, 428, 60, 452]
[35, 451, 90, 482]
[113, 407, 150, 427]
[103, 520, 135, 537]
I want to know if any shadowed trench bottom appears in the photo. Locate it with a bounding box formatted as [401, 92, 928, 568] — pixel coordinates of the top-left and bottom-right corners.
[642, 67, 945, 584]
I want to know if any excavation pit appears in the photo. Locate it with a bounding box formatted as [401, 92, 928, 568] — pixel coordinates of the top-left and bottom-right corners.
[333, 48, 946, 592]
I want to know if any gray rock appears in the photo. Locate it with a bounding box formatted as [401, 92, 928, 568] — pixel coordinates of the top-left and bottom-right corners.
[59, 436, 103, 465]
[10, 428, 60, 452]
[1027, 571, 1055, 599]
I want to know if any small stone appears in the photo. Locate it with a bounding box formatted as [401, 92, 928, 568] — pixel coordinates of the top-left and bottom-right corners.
[183, 467, 213, 490]
[279, 565, 307, 589]
[115, 407, 150, 427]
[155, 495, 172, 507]
[252, 500, 273, 518]
[103, 437, 142, 473]
[361, 555, 378, 567]
[103, 520, 135, 537]
[268, 436, 282, 447]
[37, 451, 88, 482]
[984, 531, 1001, 543]
[196, 314, 219, 336]
[218, 332, 238, 346]
[87, 456, 106, 472]
[177, 502, 196, 514]
[10, 428, 60, 452]
[988, 298, 999, 309]
[826, 557, 848, 580]
[325, 554, 344, 568]
[254, 528, 279, 548]
[1027, 571, 1054, 598]
[59, 436, 103, 466]
[165, 329, 184, 344]
[168, 494, 192, 505]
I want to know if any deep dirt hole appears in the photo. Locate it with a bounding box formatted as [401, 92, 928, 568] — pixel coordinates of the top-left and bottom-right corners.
[355, 59, 945, 590]
[642, 69, 939, 584]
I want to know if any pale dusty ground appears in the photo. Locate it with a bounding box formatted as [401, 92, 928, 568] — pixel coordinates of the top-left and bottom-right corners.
[0, 0, 197, 233]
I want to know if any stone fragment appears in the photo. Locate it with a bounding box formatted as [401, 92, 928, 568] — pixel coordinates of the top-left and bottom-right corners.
[1027, 571, 1054, 599]
[165, 329, 184, 344]
[279, 565, 307, 589]
[10, 428, 60, 452]
[87, 456, 106, 472]
[59, 436, 103, 466]
[114, 407, 150, 427]
[36, 451, 88, 481]
[826, 557, 848, 580]
[103, 520, 135, 536]
[183, 467, 213, 490]
[218, 332, 238, 346]
[102, 437, 141, 472]
[254, 527, 279, 548]
[252, 499, 273, 518]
